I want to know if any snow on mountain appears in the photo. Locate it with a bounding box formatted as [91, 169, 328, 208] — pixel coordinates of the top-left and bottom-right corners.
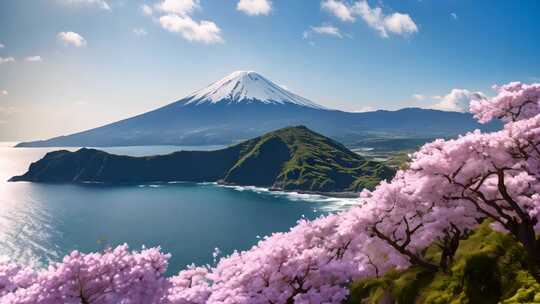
[183, 71, 327, 109]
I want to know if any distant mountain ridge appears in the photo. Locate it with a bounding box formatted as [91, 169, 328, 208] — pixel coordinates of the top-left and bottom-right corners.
[10, 126, 394, 193]
[15, 71, 500, 148]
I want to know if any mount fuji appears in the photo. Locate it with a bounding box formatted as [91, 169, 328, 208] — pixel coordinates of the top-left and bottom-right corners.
[17, 71, 499, 147]
[183, 70, 326, 109]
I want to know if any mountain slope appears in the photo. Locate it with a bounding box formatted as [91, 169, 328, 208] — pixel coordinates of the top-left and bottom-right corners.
[347, 221, 540, 303]
[222, 126, 394, 191]
[11, 126, 394, 192]
[15, 71, 500, 148]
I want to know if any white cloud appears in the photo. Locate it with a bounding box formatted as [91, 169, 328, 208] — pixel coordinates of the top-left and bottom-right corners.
[147, 0, 224, 44]
[0, 57, 15, 64]
[133, 28, 148, 36]
[304, 24, 343, 39]
[159, 14, 224, 44]
[354, 106, 375, 112]
[321, 0, 355, 22]
[1, 90, 7, 96]
[383, 13, 418, 36]
[155, 0, 199, 15]
[65, 0, 110, 10]
[430, 89, 486, 112]
[321, 0, 418, 38]
[237, 0, 272, 16]
[352, 1, 386, 35]
[25, 56, 43, 62]
[450, 12, 458, 20]
[353, 1, 417, 37]
[57, 31, 87, 47]
[412, 94, 425, 101]
[141, 4, 153, 15]
[0, 43, 4, 48]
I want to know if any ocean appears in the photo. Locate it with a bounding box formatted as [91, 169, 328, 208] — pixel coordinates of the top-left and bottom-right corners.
[0, 142, 357, 274]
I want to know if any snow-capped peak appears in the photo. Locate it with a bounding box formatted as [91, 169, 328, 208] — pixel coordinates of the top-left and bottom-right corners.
[184, 71, 327, 109]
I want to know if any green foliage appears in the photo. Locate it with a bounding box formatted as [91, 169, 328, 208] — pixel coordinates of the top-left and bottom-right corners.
[463, 255, 501, 303]
[346, 222, 540, 304]
[223, 126, 395, 192]
[384, 151, 412, 170]
[224, 136, 291, 186]
[347, 268, 436, 304]
[13, 125, 394, 193]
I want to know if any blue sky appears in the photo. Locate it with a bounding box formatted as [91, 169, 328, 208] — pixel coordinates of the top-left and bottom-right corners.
[0, 0, 539, 141]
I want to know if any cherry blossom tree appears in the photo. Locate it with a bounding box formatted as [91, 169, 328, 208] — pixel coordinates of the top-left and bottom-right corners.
[399, 81, 540, 278]
[470, 82, 540, 123]
[207, 214, 367, 303]
[165, 265, 211, 304]
[0, 262, 36, 298]
[360, 171, 478, 272]
[1, 245, 170, 304]
[1, 81, 539, 302]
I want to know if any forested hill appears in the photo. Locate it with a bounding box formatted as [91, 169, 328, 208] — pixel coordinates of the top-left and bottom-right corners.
[10, 126, 394, 193]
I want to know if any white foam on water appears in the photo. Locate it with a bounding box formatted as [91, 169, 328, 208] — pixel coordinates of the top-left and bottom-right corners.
[216, 184, 360, 212]
[138, 184, 165, 188]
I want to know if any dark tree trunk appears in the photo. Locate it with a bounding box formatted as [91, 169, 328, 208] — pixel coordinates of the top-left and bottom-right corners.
[519, 226, 540, 282]
[439, 250, 449, 271]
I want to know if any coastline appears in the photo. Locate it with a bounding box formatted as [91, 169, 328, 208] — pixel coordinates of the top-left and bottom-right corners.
[216, 180, 360, 199]
[8, 177, 360, 199]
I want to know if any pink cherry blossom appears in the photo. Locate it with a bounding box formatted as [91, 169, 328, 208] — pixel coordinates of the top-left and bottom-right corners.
[2, 81, 540, 303]
[471, 81, 540, 123]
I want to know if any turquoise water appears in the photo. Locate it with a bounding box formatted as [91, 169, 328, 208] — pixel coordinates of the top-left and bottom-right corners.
[0, 143, 357, 274]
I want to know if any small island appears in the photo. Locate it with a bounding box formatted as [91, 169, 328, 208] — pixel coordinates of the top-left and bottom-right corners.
[10, 126, 395, 194]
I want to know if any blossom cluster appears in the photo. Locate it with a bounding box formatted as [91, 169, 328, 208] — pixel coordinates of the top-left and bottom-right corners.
[1, 81, 539, 303]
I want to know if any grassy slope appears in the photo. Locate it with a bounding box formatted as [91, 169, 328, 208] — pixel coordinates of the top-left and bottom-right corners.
[384, 151, 412, 170]
[223, 126, 394, 192]
[346, 222, 540, 304]
[12, 126, 394, 193]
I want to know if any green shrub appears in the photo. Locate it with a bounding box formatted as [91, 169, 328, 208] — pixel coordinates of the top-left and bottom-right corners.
[346, 222, 540, 304]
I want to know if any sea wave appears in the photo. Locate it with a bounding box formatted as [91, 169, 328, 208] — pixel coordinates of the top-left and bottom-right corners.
[216, 184, 360, 212]
[197, 182, 218, 186]
[137, 184, 164, 188]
